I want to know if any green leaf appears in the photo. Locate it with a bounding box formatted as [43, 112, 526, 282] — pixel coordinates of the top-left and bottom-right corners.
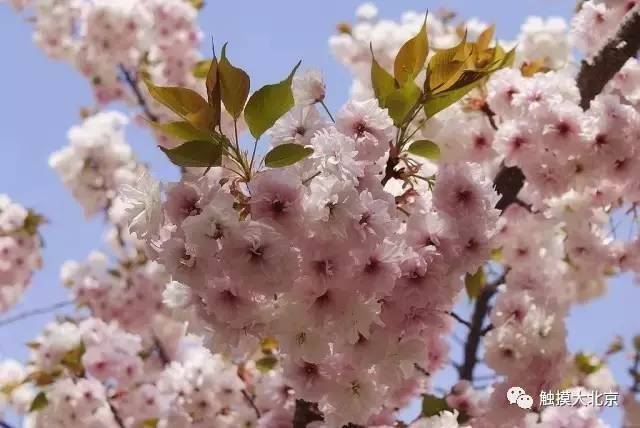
[143, 418, 159, 428]
[429, 32, 471, 68]
[244, 61, 301, 139]
[428, 60, 467, 93]
[60, 343, 85, 376]
[149, 120, 212, 142]
[465, 267, 485, 300]
[26, 341, 41, 350]
[476, 24, 495, 52]
[574, 353, 602, 375]
[385, 80, 421, 126]
[408, 140, 440, 160]
[394, 18, 429, 83]
[260, 337, 279, 355]
[192, 59, 212, 79]
[25, 369, 62, 386]
[206, 55, 222, 130]
[501, 47, 517, 68]
[29, 391, 48, 412]
[160, 140, 223, 168]
[0, 382, 19, 395]
[22, 211, 46, 236]
[188, 0, 204, 9]
[256, 356, 278, 373]
[264, 143, 313, 168]
[219, 43, 250, 119]
[370, 47, 397, 108]
[421, 393, 451, 417]
[143, 79, 214, 130]
[423, 78, 481, 118]
[484, 46, 516, 72]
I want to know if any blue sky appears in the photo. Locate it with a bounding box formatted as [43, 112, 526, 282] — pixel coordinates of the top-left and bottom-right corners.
[1, 0, 638, 425]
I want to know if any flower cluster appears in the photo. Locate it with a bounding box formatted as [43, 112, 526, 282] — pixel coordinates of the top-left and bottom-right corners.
[0, 195, 43, 314]
[123, 89, 501, 425]
[329, 4, 488, 100]
[331, 4, 640, 427]
[3, 1, 640, 427]
[60, 249, 168, 333]
[0, 360, 32, 420]
[571, 0, 639, 57]
[0, 317, 300, 428]
[49, 111, 145, 219]
[4, 0, 202, 103]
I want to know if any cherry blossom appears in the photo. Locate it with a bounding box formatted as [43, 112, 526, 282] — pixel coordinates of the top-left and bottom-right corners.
[0, 195, 43, 314]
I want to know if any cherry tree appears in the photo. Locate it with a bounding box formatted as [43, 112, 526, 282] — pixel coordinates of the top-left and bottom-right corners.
[1, 1, 640, 427]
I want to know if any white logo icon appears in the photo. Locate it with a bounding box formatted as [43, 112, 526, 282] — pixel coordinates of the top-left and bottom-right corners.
[507, 386, 533, 409]
[516, 394, 534, 410]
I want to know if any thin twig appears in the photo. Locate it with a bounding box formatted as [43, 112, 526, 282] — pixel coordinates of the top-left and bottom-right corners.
[414, 363, 431, 377]
[242, 389, 261, 418]
[0, 301, 73, 327]
[107, 397, 126, 428]
[480, 323, 494, 336]
[249, 139, 259, 171]
[448, 311, 472, 329]
[153, 335, 170, 365]
[481, 103, 498, 131]
[118, 65, 159, 122]
[319, 101, 335, 123]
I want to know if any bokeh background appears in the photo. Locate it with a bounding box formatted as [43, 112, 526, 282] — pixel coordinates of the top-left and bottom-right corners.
[1, 1, 638, 425]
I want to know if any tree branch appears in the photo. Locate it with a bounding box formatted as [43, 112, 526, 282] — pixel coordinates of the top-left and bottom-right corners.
[293, 399, 323, 428]
[0, 421, 16, 428]
[107, 397, 126, 428]
[118, 65, 159, 122]
[576, 4, 640, 110]
[447, 311, 472, 329]
[242, 389, 261, 418]
[0, 301, 73, 327]
[152, 335, 170, 366]
[493, 165, 527, 212]
[458, 275, 503, 382]
[493, 5, 640, 210]
[630, 348, 640, 393]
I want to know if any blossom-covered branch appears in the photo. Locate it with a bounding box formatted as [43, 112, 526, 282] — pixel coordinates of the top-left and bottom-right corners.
[577, 3, 640, 109]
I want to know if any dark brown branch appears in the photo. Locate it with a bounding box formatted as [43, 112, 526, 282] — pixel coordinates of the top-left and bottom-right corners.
[576, 4, 640, 110]
[630, 349, 640, 393]
[494, 165, 527, 212]
[381, 146, 401, 186]
[118, 65, 159, 122]
[458, 276, 503, 382]
[494, 5, 640, 211]
[480, 323, 494, 336]
[447, 311, 472, 329]
[481, 103, 498, 131]
[293, 399, 323, 428]
[414, 363, 431, 377]
[107, 397, 126, 428]
[153, 335, 170, 366]
[0, 301, 73, 327]
[242, 389, 261, 418]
